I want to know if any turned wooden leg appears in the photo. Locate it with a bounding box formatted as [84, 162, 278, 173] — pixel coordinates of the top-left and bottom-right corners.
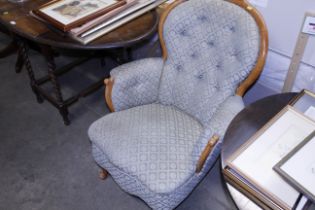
[40, 44, 70, 125]
[99, 168, 108, 180]
[18, 39, 44, 104]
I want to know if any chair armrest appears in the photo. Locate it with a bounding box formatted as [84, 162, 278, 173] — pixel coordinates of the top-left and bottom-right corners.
[204, 95, 245, 139]
[193, 95, 245, 173]
[195, 134, 219, 173]
[106, 57, 164, 112]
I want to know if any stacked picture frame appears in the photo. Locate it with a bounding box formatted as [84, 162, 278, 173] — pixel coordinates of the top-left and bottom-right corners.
[223, 90, 315, 210]
[31, 0, 167, 44]
[33, 0, 127, 32]
[274, 131, 315, 204]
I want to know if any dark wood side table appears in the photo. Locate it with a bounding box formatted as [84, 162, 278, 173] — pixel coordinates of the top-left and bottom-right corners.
[221, 93, 315, 210]
[0, 0, 158, 125]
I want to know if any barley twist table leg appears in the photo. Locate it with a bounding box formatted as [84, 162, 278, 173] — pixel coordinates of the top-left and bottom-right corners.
[40, 45, 70, 125]
[18, 39, 44, 103]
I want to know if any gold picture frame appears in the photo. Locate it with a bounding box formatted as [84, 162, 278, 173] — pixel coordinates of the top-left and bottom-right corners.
[289, 89, 315, 120]
[274, 130, 315, 204]
[226, 106, 315, 210]
[33, 0, 126, 32]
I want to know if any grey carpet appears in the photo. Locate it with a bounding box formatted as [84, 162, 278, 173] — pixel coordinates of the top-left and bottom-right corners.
[0, 33, 237, 210]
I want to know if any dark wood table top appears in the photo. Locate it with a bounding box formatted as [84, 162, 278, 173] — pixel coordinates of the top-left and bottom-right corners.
[0, 0, 158, 50]
[221, 93, 296, 167]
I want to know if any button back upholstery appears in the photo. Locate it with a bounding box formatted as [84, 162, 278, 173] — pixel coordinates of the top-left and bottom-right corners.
[88, 0, 268, 209]
[158, 0, 260, 125]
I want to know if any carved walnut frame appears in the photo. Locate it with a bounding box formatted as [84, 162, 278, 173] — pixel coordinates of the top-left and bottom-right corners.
[101, 0, 268, 176]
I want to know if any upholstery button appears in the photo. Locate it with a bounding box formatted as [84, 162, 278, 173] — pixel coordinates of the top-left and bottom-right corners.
[207, 41, 214, 47]
[191, 53, 197, 58]
[175, 65, 183, 72]
[197, 74, 204, 79]
[198, 15, 208, 22]
[179, 29, 187, 36]
[230, 26, 236, 32]
[129, 80, 138, 87]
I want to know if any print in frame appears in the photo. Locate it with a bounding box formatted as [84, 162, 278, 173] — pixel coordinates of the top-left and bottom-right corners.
[227, 106, 315, 210]
[274, 130, 315, 203]
[33, 0, 126, 31]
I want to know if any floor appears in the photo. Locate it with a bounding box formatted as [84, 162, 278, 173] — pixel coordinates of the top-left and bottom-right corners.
[0, 33, 272, 210]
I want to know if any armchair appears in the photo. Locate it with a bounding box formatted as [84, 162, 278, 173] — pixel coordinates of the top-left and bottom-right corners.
[88, 0, 268, 209]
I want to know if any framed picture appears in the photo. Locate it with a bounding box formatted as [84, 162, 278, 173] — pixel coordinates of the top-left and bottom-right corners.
[290, 89, 315, 121]
[227, 106, 315, 210]
[33, 0, 126, 32]
[274, 130, 315, 203]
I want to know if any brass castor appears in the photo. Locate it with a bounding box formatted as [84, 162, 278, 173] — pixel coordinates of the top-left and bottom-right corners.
[99, 168, 108, 180]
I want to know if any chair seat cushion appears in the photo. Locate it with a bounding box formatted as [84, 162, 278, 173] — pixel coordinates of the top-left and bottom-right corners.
[88, 103, 203, 194]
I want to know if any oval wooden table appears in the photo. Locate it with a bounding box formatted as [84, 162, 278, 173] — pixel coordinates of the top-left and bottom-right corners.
[0, 0, 159, 125]
[221, 93, 315, 210]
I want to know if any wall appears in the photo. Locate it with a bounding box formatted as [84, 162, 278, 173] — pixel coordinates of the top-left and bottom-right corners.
[249, 0, 315, 92]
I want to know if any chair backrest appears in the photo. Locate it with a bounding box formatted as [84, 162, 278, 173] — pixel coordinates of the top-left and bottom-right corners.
[158, 0, 268, 125]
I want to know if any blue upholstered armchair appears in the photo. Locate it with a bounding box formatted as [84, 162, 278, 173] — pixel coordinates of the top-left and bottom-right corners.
[88, 0, 268, 209]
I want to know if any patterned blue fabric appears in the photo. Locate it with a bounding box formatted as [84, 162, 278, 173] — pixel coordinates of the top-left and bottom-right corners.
[89, 96, 244, 210]
[158, 0, 259, 125]
[89, 104, 203, 194]
[88, 0, 261, 209]
[92, 140, 220, 210]
[110, 58, 164, 111]
[192, 96, 245, 161]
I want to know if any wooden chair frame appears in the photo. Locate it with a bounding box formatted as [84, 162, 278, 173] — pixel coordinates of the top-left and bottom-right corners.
[101, 0, 268, 176]
[105, 0, 268, 110]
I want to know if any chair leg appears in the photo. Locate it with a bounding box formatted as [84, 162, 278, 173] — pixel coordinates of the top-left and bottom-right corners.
[99, 168, 109, 180]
